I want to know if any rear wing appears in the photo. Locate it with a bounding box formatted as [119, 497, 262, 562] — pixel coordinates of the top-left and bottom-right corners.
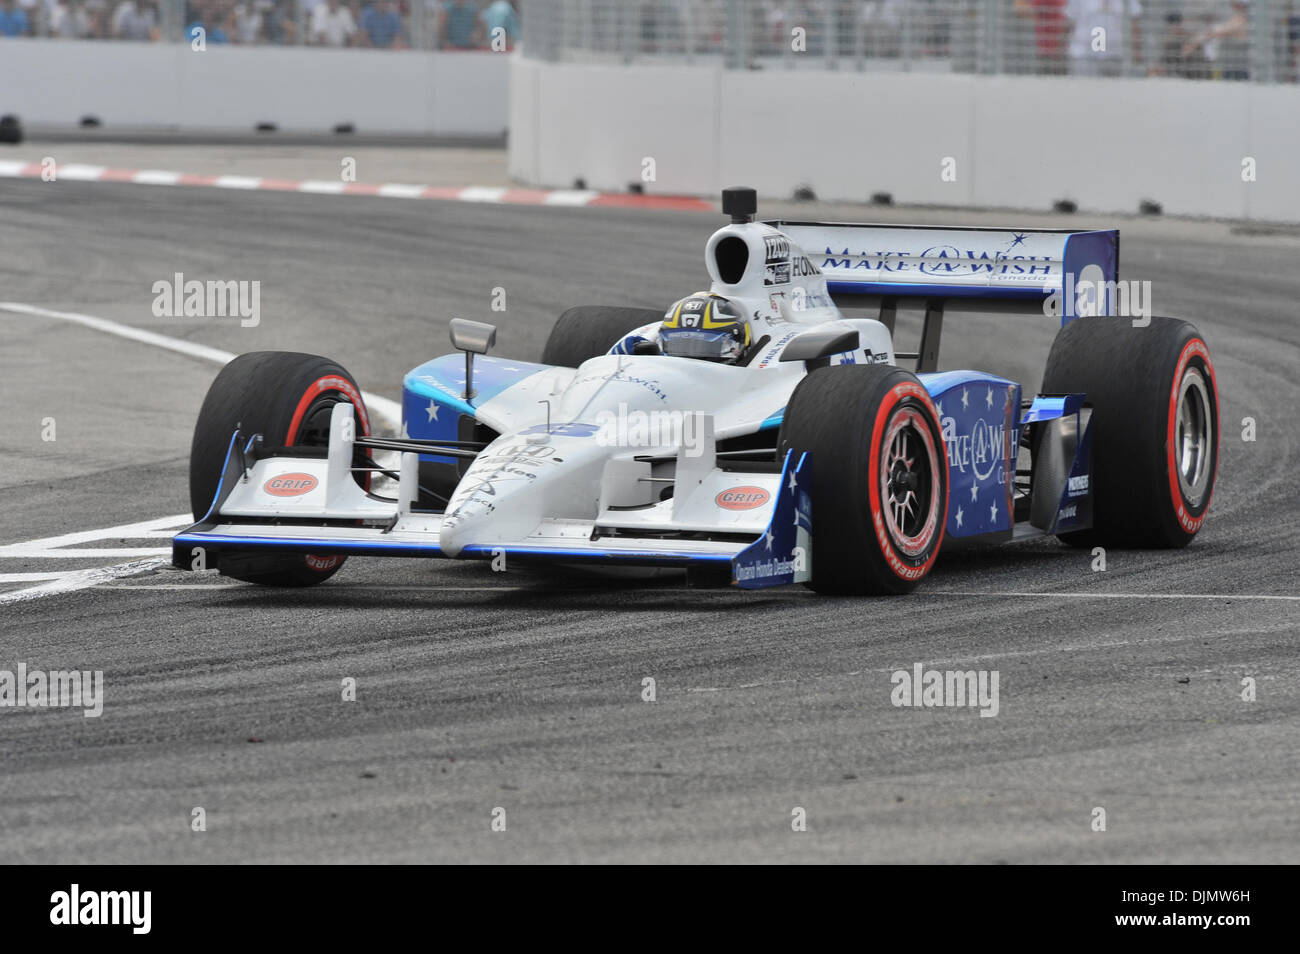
[767, 220, 1119, 371]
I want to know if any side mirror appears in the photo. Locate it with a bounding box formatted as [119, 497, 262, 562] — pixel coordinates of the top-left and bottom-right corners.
[449, 318, 497, 401]
[449, 318, 497, 355]
[778, 328, 859, 368]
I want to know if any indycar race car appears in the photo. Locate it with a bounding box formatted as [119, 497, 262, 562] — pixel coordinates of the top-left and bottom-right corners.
[173, 187, 1219, 595]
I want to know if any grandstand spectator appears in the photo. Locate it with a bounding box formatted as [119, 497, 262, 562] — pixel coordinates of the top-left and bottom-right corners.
[480, 0, 518, 49]
[1015, 0, 1068, 74]
[310, 0, 356, 46]
[860, 0, 905, 60]
[111, 0, 158, 39]
[51, 0, 93, 36]
[261, 0, 296, 43]
[0, 0, 31, 36]
[359, 0, 404, 47]
[231, 0, 263, 42]
[82, 0, 108, 38]
[440, 0, 479, 48]
[1183, 0, 1250, 80]
[1065, 0, 1141, 77]
[187, 0, 231, 43]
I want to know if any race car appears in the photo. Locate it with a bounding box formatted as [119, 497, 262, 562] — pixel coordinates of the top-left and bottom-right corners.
[173, 187, 1219, 595]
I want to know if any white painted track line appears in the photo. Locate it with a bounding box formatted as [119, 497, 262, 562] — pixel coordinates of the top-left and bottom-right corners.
[0, 301, 402, 431]
[928, 590, 1300, 602]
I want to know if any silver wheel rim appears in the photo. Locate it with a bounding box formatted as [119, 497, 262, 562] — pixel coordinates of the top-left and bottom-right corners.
[1175, 366, 1212, 508]
[879, 407, 941, 558]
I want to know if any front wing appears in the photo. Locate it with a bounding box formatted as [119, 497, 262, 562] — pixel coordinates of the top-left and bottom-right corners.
[173, 404, 812, 589]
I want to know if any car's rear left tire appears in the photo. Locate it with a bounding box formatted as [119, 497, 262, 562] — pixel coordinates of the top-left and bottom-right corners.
[779, 364, 948, 595]
[540, 306, 664, 367]
[189, 351, 371, 586]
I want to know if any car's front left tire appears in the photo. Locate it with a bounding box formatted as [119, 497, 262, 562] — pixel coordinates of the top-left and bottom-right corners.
[189, 351, 371, 587]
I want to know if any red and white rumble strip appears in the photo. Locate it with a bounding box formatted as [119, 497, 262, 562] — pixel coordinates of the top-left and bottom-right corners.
[0, 159, 712, 210]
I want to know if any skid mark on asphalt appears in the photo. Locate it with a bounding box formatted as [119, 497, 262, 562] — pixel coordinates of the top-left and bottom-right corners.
[0, 559, 166, 606]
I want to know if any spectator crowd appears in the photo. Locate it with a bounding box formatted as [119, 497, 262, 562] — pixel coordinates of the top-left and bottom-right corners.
[0, 0, 522, 49]
[3, 0, 1298, 83]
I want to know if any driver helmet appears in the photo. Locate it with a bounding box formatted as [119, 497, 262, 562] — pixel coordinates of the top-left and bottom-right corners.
[659, 293, 750, 364]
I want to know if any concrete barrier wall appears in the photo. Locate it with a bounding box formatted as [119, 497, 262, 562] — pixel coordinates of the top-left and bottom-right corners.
[509, 58, 1300, 221]
[2, 41, 509, 136]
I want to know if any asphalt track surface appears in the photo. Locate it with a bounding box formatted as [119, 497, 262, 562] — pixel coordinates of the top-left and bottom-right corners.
[1, 167, 1298, 864]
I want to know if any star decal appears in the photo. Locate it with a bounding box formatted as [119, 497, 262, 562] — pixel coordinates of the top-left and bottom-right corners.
[990, 501, 998, 522]
[426, 400, 439, 422]
[970, 482, 979, 502]
[961, 388, 969, 411]
[400, 420, 410, 439]
[765, 528, 775, 550]
[1009, 232, 1027, 248]
[788, 470, 798, 494]
[955, 506, 964, 529]
[936, 400, 944, 415]
[986, 386, 994, 409]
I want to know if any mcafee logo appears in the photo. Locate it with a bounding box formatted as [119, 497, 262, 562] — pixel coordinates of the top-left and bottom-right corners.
[264, 473, 318, 497]
[716, 486, 770, 511]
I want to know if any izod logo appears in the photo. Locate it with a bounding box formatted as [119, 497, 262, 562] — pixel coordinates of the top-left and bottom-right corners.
[264, 473, 318, 497]
[716, 486, 770, 511]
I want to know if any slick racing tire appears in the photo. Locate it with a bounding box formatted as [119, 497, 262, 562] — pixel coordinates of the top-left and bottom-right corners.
[541, 306, 665, 367]
[779, 365, 948, 595]
[189, 352, 372, 586]
[1042, 315, 1218, 549]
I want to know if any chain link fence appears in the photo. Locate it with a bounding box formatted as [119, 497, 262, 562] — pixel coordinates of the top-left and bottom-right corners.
[522, 1, 1300, 83]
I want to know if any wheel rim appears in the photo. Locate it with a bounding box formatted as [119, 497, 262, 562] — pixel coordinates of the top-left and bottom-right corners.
[1175, 366, 1213, 507]
[879, 406, 941, 558]
[295, 395, 344, 447]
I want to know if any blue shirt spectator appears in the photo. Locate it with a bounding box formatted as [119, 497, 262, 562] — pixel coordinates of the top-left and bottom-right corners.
[480, 1, 518, 46]
[188, 20, 230, 44]
[361, 0, 403, 48]
[442, 0, 479, 49]
[0, 0, 30, 36]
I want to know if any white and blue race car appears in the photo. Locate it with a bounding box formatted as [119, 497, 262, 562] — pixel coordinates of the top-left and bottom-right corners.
[173, 187, 1219, 595]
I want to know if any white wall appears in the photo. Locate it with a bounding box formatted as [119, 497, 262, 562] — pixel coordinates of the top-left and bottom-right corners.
[2, 41, 509, 136]
[509, 58, 1300, 222]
